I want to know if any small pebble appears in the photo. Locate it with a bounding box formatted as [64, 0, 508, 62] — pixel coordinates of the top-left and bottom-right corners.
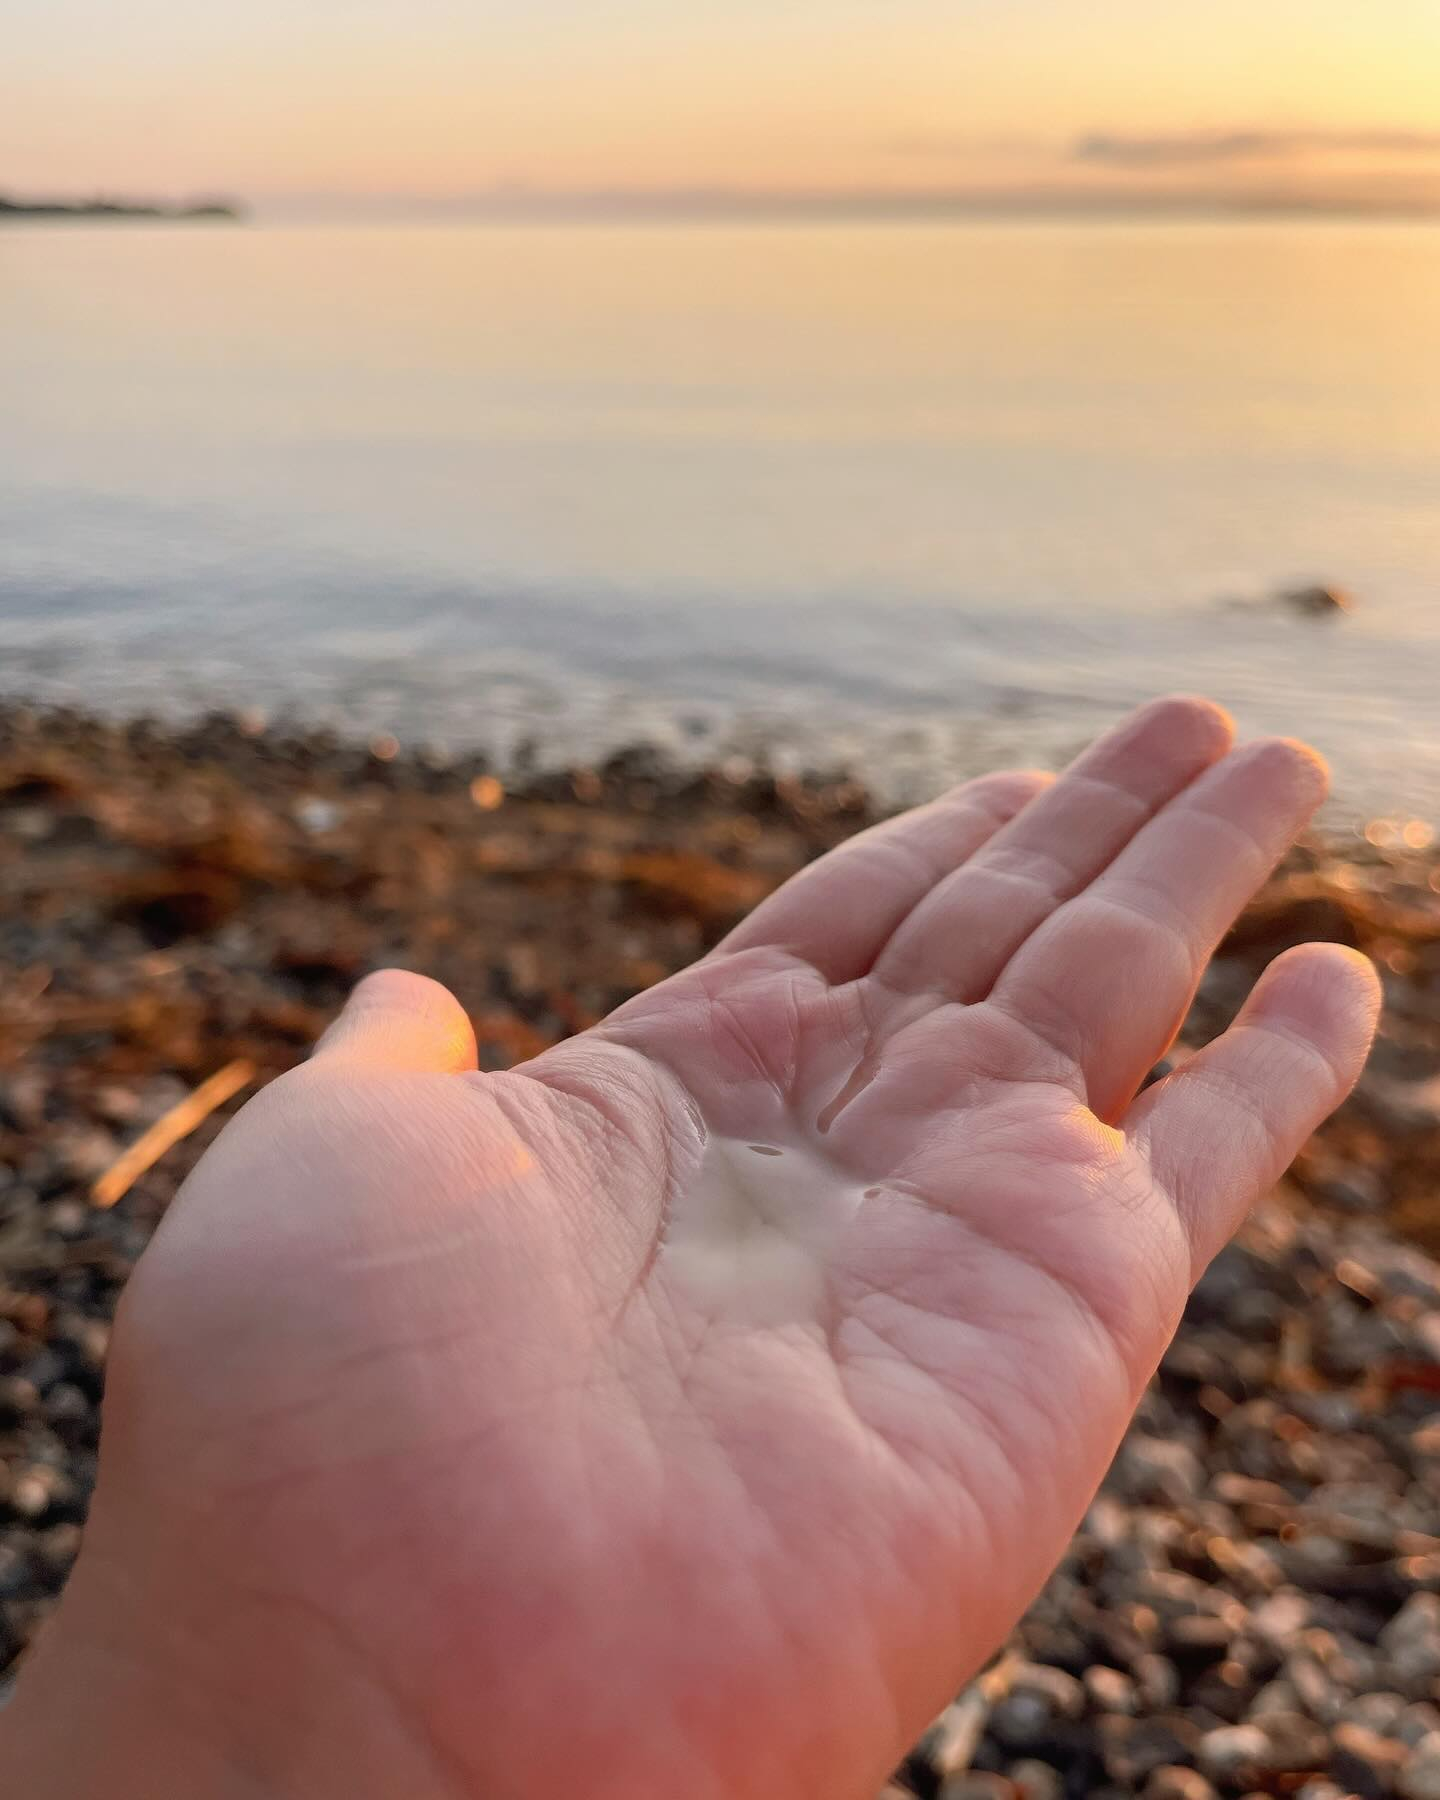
[1085, 1665, 1138, 1715]
[1010, 1760, 1063, 1800]
[1400, 1706, 1440, 1751]
[1330, 1723, 1409, 1800]
[1381, 1595, 1440, 1694]
[1197, 1725, 1270, 1783]
[1145, 1769, 1218, 1800]
[1255, 1712, 1330, 1776]
[940, 1775, 1013, 1800]
[1399, 1736, 1440, 1800]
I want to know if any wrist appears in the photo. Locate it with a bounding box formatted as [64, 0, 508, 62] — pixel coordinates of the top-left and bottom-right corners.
[1, 1560, 266, 1800]
[1, 1535, 473, 1800]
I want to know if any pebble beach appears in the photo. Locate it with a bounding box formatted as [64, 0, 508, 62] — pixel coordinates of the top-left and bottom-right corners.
[1, 702, 1439, 1798]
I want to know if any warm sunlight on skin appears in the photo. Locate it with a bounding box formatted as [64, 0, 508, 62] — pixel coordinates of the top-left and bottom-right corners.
[4, 0, 1438, 207]
[1, 699, 1382, 1800]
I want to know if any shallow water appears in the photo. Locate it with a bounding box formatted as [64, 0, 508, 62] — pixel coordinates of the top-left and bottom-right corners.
[3, 220, 1439, 820]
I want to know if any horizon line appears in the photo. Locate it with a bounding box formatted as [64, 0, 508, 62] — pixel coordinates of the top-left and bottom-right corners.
[254, 182, 1440, 222]
[10, 180, 1440, 225]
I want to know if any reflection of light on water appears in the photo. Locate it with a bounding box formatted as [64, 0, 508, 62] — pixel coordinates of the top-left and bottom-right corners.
[469, 775, 504, 811]
[1365, 819, 1438, 850]
[4, 224, 1440, 818]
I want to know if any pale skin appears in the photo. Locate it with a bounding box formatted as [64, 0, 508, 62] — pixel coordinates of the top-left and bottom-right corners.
[3, 697, 1380, 1800]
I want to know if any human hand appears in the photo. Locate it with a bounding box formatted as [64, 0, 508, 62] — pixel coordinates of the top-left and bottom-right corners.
[4, 697, 1380, 1800]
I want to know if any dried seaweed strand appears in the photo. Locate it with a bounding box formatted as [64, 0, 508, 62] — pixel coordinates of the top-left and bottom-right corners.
[91, 1059, 255, 1209]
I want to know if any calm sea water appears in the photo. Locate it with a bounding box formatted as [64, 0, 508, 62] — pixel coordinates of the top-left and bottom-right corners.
[3, 220, 1439, 819]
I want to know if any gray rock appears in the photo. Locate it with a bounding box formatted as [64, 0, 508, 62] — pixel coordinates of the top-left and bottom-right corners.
[1298, 1391, 1364, 1433]
[52, 1125, 119, 1183]
[1117, 1435, 1206, 1505]
[1399, 1735, 1440, 1800]
[989, 1691, 1056, 1753]
[1285, 1652, 1345, 1723]
[1250, 1680, 1303, 1720]
[1197, 1725, 1270, 1783]
[1011, 1759, 1063, 1800]
[1381, 1595, 1440, 1695]
[1101, 1716, 1201, 1786]
[295, 796, 343, 834]
[1167, 1613, 1235, 1663]
[1085, 1665, 1138, 1715]
[0, 1073, 47, 1132]
[1256, 1712, 1329, 1775]
[1250, 1592, 1312, 1649]
[1342, 1695, 1411, 1737]
[1330, 1723, 1409, 1800]
[1357, 1072, 1440, 1133]
[1279, 583, 1353, 617]
[1400, 1707, 1440, 1751]
[1314, 1168, 1386, 1213]
[1381, 1594, 1440, 1659]
[1010, 1662, 1086, 1719]
[1133, 1653, 1181, 1710]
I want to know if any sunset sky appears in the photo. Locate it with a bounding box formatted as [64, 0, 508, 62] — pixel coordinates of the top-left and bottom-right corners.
[6, 0, 1440, 214]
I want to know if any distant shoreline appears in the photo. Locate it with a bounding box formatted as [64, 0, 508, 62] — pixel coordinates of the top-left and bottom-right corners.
[0, 195, 242, 222]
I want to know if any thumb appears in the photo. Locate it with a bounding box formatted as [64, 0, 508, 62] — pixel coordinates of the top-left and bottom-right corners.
[313, 970, 478, 1075]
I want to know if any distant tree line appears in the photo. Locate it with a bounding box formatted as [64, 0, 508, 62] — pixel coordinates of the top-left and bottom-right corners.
[0, 192, 242, 220]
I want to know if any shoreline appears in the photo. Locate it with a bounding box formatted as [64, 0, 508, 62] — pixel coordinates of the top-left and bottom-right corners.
[2, 702, 1440, 1787]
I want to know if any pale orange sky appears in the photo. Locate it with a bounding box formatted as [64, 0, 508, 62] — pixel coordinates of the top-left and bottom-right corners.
[5, 0, 1440, 211]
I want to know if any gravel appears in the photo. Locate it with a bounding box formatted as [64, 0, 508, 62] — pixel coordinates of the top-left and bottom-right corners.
[0, 704, 1438, 1796]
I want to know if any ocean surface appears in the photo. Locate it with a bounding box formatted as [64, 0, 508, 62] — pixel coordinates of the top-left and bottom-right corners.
[3, 219, 1439, 821]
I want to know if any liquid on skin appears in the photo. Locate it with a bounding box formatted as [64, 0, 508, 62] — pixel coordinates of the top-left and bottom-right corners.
[659, 1134, 879, 1322]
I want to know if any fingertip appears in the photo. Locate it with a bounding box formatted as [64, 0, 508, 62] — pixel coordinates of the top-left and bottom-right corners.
[1244, 941, 1381, 1085]
[1153, 691, 1236, 737]
[1136, 693, 1237, 759]
[1081, 694, 1236, 796]
[1254, 939, 1381, 1012]
[1245, 735, 1331, 805]
[316, 969, 478, 1074]
[350, 968, 458, 1011]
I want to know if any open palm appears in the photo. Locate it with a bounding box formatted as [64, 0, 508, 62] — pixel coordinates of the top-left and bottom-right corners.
[8, 699, 1378, 1800]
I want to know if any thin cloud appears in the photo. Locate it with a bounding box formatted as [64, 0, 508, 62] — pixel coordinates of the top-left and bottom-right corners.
[880, 132, 1048, 159]
[1076, 129, 1440, 168]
